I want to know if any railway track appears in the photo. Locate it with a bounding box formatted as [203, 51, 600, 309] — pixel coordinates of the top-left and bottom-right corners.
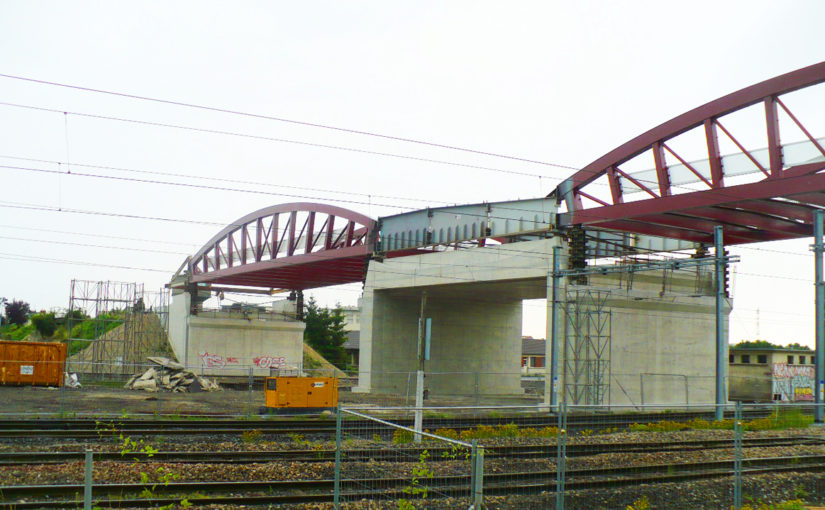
[0, 409, 776, 438]
[0, 435, 818, 464]
[2, 454, 823, 508]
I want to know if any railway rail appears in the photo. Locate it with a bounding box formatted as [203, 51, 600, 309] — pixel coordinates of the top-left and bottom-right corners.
[2, 453, 823, 508]
[0, 436, 818, 465]
[0, 408, 776, 438]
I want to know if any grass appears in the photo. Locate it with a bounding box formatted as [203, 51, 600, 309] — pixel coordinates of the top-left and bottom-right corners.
[628, 409, 813, 433]
[0, 323, 35, 341]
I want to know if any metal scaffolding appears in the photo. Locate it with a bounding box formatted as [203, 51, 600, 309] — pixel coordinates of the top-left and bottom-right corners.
[66, 280, 170, 375]
[562, 289, 611, 405]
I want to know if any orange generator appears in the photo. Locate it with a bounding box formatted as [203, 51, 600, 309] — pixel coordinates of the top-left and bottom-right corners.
[0, 340, 67, 387]
[264, 376, 338, 412]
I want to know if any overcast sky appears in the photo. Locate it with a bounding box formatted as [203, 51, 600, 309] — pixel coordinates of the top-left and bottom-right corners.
[1, 1, 825, 346]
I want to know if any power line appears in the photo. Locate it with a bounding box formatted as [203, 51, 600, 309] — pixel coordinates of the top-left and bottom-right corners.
[0, 154, 453, 207]
[0, 101, 553, 179]
[0, 200, 225, 226]
[0, 252, 168, 273]
[0, 163, 413, 210]
[0, 73, 579, 171]
[0, 235, 189, 255]
[0, 223, 199, 247]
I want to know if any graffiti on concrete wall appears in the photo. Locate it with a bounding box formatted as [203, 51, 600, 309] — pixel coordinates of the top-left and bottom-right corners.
[199, 351, 231, 368]
[252, 356, 287, 369]
[772, 363, 814, 401]
[199, 351, 285, 369]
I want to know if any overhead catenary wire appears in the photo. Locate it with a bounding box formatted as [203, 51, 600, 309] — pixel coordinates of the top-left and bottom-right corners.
[0, 72, 579, 171]
[0, 235, 190, 255]
[0, 102, 555, 179]
[0, 252, 168, 273]
[0, 223, 199, 247]
[0, 154, 454, 207]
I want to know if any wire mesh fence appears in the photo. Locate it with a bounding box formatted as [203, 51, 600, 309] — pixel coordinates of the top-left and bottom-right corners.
[335, 407, 484, 509]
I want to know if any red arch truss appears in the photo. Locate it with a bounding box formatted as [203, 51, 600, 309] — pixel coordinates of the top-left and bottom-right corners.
[556, 61, 825, 245]
[189, 203, 376, 289]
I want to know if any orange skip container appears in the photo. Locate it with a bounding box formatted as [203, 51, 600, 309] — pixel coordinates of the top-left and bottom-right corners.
[0, 340, 66, 387]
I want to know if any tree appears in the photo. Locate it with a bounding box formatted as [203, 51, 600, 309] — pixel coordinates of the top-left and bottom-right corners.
[4, 300, 30, 326]
[31, 313, 57, 337]
[303, 298, 348, 369]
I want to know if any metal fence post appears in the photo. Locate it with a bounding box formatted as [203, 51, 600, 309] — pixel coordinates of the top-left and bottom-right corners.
[474, 372, 480, 406]
[60, 372, 66, 417]
[470, 439, 484, 508]
[555, 402, 567, 510]
[639, 374, 645, 406]
[734, 402, 743, 510]
[247, 366, 254, 418]
[84, 449, 93, 510]
[334, 404, 343, 509]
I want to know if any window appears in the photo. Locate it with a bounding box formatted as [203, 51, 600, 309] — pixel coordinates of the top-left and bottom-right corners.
[741, 355, 750, 364]
[757, 354, 767, 364]
[532, 356, 545, 368]
[729, 354, 734, 363]
[788, 355, 794, 365]
[266, 378, 277, 391]
[521, 357, 527, 368]
[799, 356, 806, 364]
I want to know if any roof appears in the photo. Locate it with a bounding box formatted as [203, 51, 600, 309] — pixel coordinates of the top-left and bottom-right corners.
[343, 330, 360, 350]
[522, 337, 545, 356]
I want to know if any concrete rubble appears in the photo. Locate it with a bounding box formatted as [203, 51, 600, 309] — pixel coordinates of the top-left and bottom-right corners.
[124, 357, 222, 392]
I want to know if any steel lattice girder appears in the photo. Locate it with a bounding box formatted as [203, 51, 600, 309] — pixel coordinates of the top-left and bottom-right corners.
[188, 202, 375, 290]
[555, 61, 825, 245]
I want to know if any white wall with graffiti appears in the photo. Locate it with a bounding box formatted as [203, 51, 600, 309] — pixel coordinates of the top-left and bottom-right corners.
[168, 290, 306, 377]
[772, 363, 815, 401]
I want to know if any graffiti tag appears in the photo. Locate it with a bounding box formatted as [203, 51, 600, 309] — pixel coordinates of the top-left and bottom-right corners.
[253, 356, 287, 369]
[772, 363, 814, 402]
[199, 351, 226, 368]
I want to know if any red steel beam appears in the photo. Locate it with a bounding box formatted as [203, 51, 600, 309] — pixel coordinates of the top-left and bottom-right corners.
[705, 119, 724, 188]
[765, 96, 783, 177]
[561, 61, 825, 192]
[652, 141, 671, 197]
[570, 165, 825, 226]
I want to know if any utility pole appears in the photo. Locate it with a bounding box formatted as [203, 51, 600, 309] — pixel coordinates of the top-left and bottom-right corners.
[414, 292, 427, 442]
[814, 210, 824, 424]
[715, 226, 727, 422]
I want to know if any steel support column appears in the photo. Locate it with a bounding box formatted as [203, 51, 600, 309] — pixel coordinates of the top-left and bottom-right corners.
[550, 245, 562, 407]
[715, 226, 726, 421]
[815, 210, 824, 424]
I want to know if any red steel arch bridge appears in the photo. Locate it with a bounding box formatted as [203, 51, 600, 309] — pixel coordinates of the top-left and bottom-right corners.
[177, 62, 825, 419]
[182, 61, 825, 291]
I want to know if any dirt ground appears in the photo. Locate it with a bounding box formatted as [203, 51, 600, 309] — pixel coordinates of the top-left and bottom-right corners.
[0, 383, 519, 418]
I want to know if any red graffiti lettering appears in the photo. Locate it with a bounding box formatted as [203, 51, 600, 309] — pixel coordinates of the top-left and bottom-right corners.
[253, 356, 286, 369]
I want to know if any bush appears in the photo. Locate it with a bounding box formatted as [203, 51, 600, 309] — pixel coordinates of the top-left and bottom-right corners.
[4, 300, 30, 326]
[31, 313, 57, 337]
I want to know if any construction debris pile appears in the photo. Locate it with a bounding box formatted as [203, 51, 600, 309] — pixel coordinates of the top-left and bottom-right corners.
[124, 357, 222, 392]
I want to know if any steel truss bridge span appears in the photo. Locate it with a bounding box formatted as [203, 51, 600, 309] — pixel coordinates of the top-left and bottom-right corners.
[181, 62, 825, 291]
[554, 60, 825, 245]
[188, 202, 375, 290]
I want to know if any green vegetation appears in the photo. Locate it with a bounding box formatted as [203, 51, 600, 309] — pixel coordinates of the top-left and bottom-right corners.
[740, 499, 807, 510]
[303, 298, 348, 369]
[3, 299, 30, 326]
[241, 429, 264, 443]
[629, 409, 811, 433]
[0, 323, 35, 340]
[67, 314, 124, 355]
[31, 312, 57, 337]
[626, 496, 650, 510]
[733, 340, 812, 351]
[393, 423, 562, 444]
